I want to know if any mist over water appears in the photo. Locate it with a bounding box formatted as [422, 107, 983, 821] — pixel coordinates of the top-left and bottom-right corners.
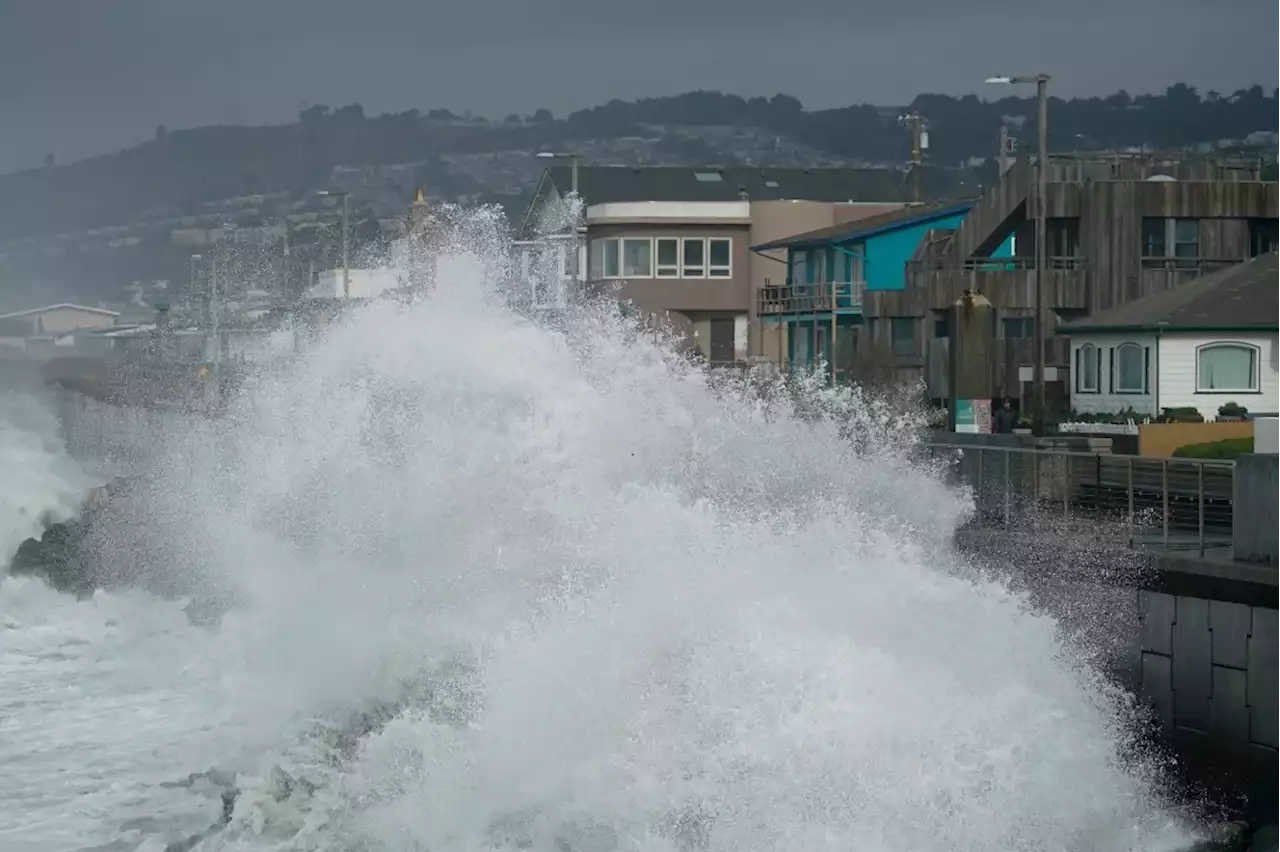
[2, 211, 1203, 850]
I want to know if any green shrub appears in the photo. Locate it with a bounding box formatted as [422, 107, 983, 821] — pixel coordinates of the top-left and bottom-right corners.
[1158, 406, 1205, 424]
[1171, 436, 1254, 459]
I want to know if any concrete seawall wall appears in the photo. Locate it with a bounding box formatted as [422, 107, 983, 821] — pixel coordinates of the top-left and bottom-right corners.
[1235, 454, 1279, 564]
[1139, 591, 1278, 762]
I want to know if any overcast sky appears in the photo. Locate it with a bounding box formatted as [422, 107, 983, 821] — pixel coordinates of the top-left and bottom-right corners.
[0, 0, 1275, 173]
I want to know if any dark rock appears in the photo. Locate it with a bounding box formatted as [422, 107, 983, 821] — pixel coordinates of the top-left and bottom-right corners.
[221, 788, 238, 824]
[1187, 820, 1255, 851]
[1250, 824, 1278, 852]
[9, 517, 97, 596]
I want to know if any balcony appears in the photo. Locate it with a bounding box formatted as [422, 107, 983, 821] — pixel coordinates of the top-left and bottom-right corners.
[903, 256, 1090, 313]
[758, 278, 866, 318]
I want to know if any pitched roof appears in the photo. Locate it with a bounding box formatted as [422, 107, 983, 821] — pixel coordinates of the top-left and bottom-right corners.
[1059, 253, 1279, 333]
[0, 303, 121, 320]
[751, 199, 977, 252]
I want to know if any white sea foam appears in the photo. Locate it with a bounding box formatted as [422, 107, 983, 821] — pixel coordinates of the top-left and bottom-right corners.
[0, 211, 1201, 851]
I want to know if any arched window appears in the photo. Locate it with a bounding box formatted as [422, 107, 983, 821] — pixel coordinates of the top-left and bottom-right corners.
[1114, 342, 1146, 393]
[1076, 343, 1099, 393]
[1196, 343, 1259, 392]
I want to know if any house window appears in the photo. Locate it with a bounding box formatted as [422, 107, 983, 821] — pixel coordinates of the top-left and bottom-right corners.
[1249, 218, 1278, 257]
[1076, 343, 1100, 393]
[1141, 217, 1200, 259]
[682, 239, 705, 278]
[1141, 218, 1166, 257]
[1173, 219, 1199, 258]
[933, 312, 950, 338]
[1113, 342, 1146, 393]
[1196, 343, 1259, 392]
[621, 238, 652, 278]
[655, 238, 680, 278]
[1046, 218, 1080, 256]
[590, 239, 621, 278]
[708, 238, 732, 277]
[1002, 317, 1034, 339]
[890, 317, 916, 357]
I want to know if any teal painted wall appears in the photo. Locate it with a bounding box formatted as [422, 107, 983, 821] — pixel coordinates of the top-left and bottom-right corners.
[785, 212, 1015, 289]
[861, 212, 964, 290]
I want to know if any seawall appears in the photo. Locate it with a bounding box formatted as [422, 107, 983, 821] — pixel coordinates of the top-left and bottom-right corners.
[938, 433, 1278, 781]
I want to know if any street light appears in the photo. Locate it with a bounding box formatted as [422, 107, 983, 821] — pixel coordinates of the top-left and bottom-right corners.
[317, 190, 350, 298]
[986, 73, 1051, 434]
[189, 253, 202, 314]
[535, 151, 584, 296]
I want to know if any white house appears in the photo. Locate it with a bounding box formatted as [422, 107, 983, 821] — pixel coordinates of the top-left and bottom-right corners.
[1062, 253, 1278, 420]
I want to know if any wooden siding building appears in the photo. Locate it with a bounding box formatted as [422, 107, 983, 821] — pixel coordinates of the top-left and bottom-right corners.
[857, 153, 1277, 405]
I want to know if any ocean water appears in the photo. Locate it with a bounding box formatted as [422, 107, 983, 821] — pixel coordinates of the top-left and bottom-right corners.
[0, 217, 1204, 851]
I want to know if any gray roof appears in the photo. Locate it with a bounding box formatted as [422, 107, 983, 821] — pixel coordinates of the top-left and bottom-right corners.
[1060, 253, 1279, 333]
[540, 165, 910, 205]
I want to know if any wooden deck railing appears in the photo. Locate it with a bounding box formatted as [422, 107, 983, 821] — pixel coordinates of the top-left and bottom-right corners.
[758, 280, 866, 316]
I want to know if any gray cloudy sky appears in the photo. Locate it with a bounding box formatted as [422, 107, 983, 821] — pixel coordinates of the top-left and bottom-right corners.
[1, 0, 1275, 173]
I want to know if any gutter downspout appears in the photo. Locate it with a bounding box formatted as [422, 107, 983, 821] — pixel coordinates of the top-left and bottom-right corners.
[1154, 321, 1166, 420]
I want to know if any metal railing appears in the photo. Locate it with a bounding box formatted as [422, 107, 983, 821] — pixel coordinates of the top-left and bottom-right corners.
[1138, 256, 1242, 273]
[758, 279, 865, 315]
[924, 443, 1235, 557]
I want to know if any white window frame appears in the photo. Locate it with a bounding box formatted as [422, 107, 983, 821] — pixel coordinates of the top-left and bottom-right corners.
[1113, 342, 1146, 394]
[1195, 342, 1260, 393]
[621, 237, 653, 278]
[681, 238, 705, 278]
[1076, 343, 1099, 393]
[591, 238, 621, 278]
[707, 238, 732, 278]
[654, 238, 680, 278]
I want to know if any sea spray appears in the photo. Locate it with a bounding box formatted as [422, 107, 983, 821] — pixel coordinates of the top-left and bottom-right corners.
[2, 206, 1204, 850]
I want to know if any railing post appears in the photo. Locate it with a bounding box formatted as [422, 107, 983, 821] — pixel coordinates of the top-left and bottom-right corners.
[1127, 456, 1135, 544]
[977, 447, 985, 516]
[1161, 458, 1169, 548]
[1197, 462, 1205, 557]
[1063, 451, 1070, 519]
[1003, 449, 1011, 526]
[1031, 449, 1040, 509]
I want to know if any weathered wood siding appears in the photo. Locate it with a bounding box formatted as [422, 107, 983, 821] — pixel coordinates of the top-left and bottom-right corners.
[867, 266, 1089, 315]
[945, 158, 1031, 260]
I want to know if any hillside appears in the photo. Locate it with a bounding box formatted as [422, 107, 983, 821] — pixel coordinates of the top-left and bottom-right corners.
[0, 84, 1274, 308]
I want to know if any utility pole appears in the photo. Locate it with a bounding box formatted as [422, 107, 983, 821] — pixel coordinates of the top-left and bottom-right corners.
[189, 253, 203, 315]
[280, 224, 291, 305]
[900, 110, 926, 203]
[318, 190, 351, 297]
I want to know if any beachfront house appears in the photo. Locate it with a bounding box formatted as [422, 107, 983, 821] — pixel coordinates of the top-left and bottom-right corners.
[751, 200, 1013, 381]
[1059, 253, 1279, 421]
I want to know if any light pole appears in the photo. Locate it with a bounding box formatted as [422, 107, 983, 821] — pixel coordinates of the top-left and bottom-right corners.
[318, 190, 350, 297]
[189, 253, 203, 315]
[986, 73, 1050, 433]
[536, 151, 583, 299]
